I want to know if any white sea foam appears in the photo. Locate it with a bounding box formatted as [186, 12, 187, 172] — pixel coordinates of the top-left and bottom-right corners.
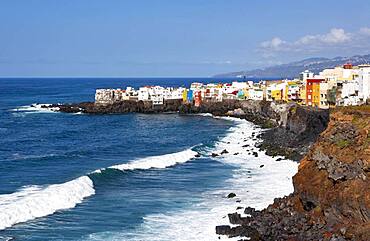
[100, 149, 197, 173]
[0, 149, 197, 231]
[94, 118, 298, 241]
[196, 113, 214, 117]
[0, 176, 95, 230]
[10, 103, 59, 114]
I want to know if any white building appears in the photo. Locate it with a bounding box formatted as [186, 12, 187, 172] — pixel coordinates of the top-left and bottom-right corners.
[247, 88, 264, 100]
[358, 66, 370, 103]
[299, 70, 314, 81]
[95, 89, 132, 104]
[138, 87, 150, 101]
[151, 94, 164, 105]
[319, 82, 329, 109]
[231, 81, 248, 89]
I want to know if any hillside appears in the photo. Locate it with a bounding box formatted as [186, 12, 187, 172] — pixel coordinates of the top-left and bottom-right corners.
[215, 54, 370, 78]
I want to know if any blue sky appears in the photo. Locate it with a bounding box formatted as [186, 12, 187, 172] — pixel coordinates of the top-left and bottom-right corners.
[1, 0, 370, 77]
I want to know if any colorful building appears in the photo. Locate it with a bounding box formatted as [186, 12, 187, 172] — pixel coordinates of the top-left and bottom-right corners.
[271, 89, 283, 101]
[194, 91, 202, 107]
[187, 89, 193, 102]
[237, 89, 245, 99]
[306, 79, 324, 107]
[182, 89, 188, 102]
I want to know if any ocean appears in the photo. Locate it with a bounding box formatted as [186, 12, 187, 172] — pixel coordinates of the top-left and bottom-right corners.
[0, 78, 298, 241]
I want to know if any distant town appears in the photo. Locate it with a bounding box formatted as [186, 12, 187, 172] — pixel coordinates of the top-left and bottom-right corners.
[95, 63, 370, 109]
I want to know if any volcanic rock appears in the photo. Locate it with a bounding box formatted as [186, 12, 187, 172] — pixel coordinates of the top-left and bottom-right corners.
[227, 193, 236, 198]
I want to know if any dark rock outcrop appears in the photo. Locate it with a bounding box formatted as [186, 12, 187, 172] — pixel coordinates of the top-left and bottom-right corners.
[227, 193, 236, 198]
[217, 107, 370, 241]
[256, 103, 329, 161]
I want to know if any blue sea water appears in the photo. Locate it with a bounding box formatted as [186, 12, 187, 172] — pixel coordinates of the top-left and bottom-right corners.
[0, 78, 297, 241]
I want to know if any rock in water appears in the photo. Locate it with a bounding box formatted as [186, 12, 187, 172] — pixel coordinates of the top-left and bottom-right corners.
[227, 193, 236, 198]
[215, 225, 231, 235]
[244, 207, 257, 217]
[228, 213, 244, 225]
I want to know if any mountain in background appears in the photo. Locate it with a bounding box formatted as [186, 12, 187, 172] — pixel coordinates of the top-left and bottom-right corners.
[214, 54, 370, 79]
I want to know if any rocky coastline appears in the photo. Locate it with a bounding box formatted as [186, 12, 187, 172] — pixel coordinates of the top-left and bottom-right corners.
[47, 100, 370, 240]
[216, 106, 370, 241]
[46, 99, 366, 241]
[46, 99, 329, 162]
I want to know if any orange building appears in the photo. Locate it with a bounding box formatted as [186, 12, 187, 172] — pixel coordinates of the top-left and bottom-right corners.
[306, 79, 324, 107]
[194, 91, 202, 107]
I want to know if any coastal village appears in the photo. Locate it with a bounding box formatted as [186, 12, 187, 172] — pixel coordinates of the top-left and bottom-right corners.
[95, 63, 370, 109]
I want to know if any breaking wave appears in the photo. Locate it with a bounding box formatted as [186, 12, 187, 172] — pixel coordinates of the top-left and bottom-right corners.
[0, 148, 198, 231]
[10, 103, 59, 114]
[89, 118, 298, 241]
[96, 149, 197, 173]
[0, 114, 298, 239]
[0, 176, 94, 231]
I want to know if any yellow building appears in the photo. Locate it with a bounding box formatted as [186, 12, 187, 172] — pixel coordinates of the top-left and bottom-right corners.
[243, 87, 250, 99]
[299, 84, 306, 105]
[306, 79, 323, 107]
[182, 89, 188, 102]
[312, 82, 321, 107]
[271, 89, 283, 100]
[284, 84, 289, 101]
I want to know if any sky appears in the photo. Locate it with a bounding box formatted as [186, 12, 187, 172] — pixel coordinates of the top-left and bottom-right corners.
[1, 0, 370, 77]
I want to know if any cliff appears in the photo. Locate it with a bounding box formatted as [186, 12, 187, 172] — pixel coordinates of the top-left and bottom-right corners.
[216, 106, 370, 240]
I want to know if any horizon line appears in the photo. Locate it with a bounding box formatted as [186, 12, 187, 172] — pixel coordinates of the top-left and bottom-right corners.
[0, 76, 248, 79]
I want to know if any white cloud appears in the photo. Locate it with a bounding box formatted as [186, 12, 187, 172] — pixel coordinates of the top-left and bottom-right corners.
[260, 37, 286, 50]
[321, 28, 351, 43]
[295, 28, 351, 45]
[259, 27, 370, 55]
[360, 27, 370, 36]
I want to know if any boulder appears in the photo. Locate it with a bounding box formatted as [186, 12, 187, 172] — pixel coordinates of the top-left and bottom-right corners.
[227, 193, 236, 198]
[228, 213, 244, 225]
[215, 225, 231, 235]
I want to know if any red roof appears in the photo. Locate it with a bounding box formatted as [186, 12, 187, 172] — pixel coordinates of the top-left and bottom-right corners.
[343, 63, 353, 69]
[306, 78, 324, 83]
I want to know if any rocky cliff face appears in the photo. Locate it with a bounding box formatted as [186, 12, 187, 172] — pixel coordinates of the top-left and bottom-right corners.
[216, 106, 370, 241]
[258, 103, 329, 161]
